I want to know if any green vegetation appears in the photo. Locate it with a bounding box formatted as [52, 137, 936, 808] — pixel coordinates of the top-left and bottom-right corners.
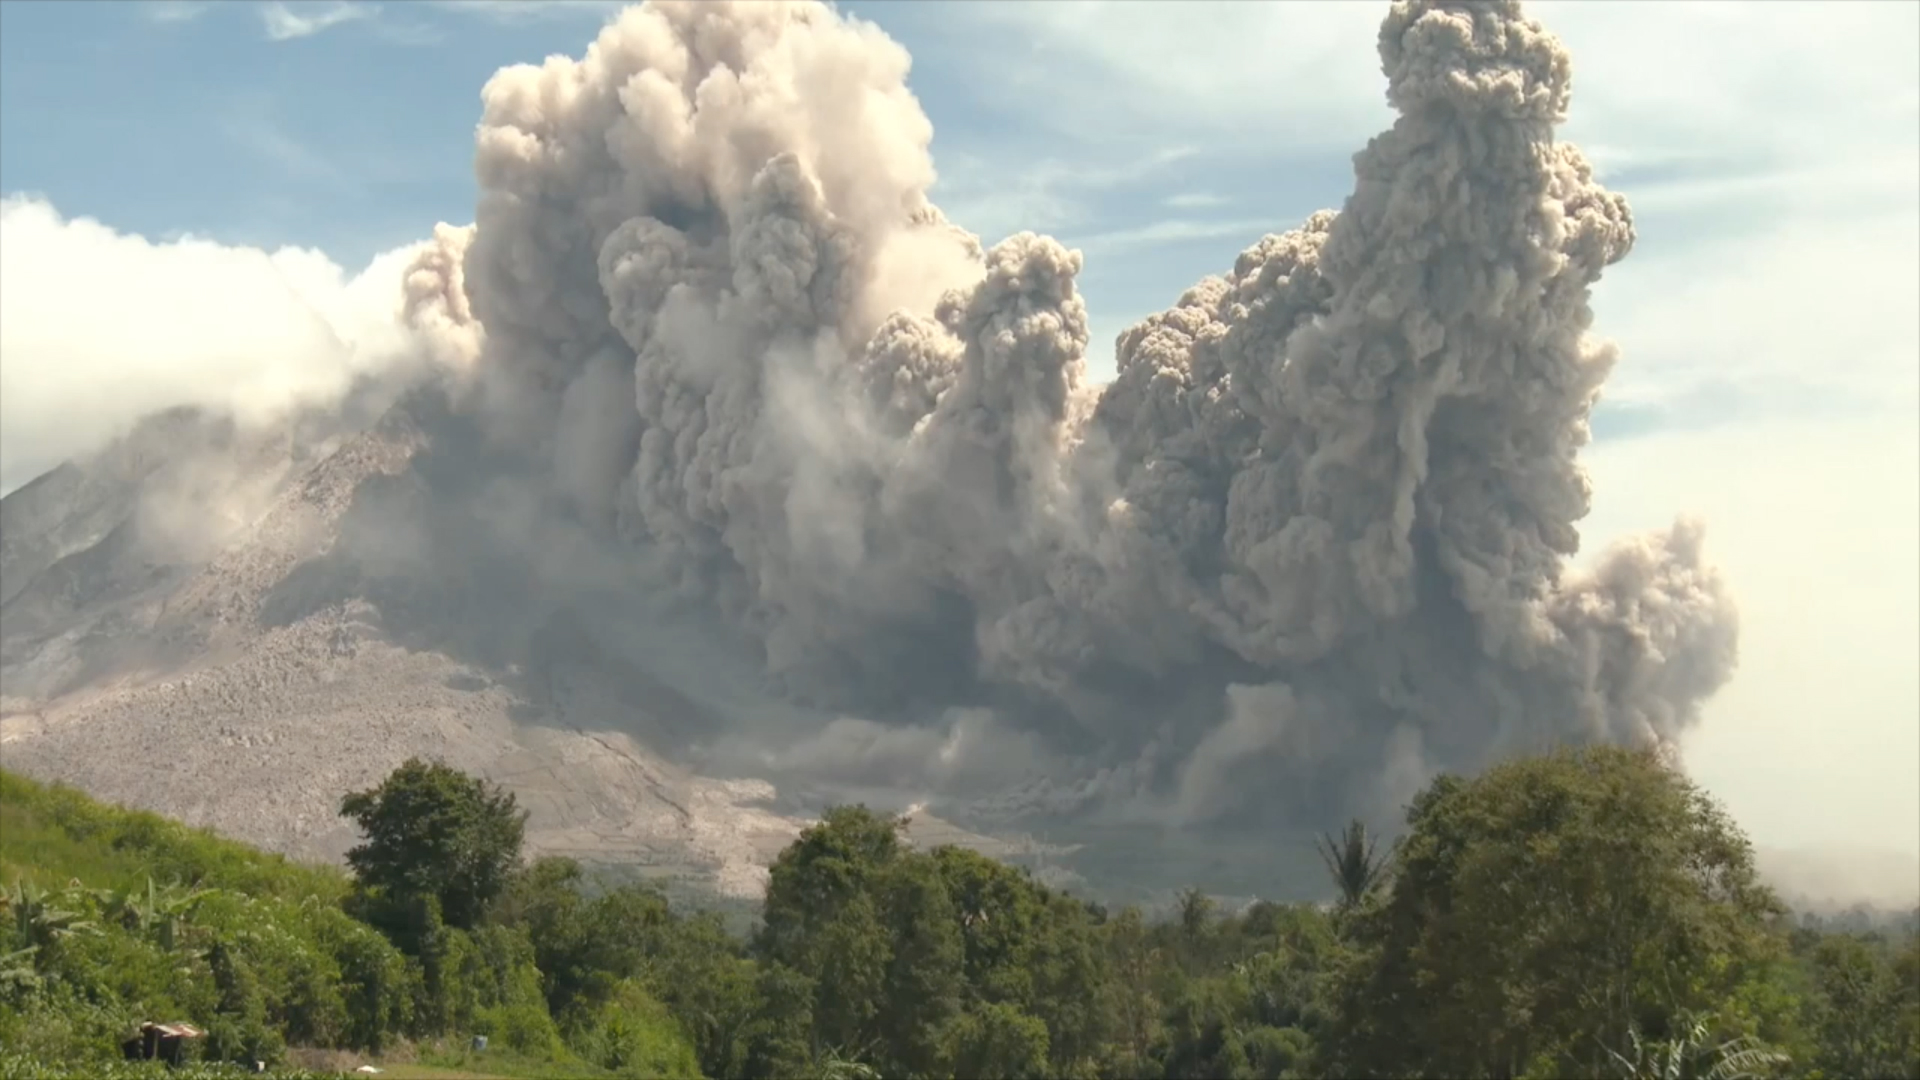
[2, 748, 1915, 1079]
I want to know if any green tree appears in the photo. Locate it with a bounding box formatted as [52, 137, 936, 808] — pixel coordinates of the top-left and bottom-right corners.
[1104, 906, 1163, 1077]
[943, 1000, 1052, 1080]
[338, 758, 527, 933]
[757, 806, 904, 1060]
[738, 962, 817, 1080]
[570, 978, 702, 1079]
[1892, 932, 1920, 1079]
[1156, 975, 1255, 1080]
[651, 913, 761, 1079]
[934, 846, 1045, 1005]
[1026, 892, 1117, 1075]
[874, 854, 965, 1077]
[1805, 931, 1920, 1079]
[493, 856, 670, 1018]
[1321, 745, 1789, 1080]
[758, 805, 904, 975]
[203, 938, 286, 1066]
[1175, 888, 1218, 975]
[1313, 819, 1385, 912]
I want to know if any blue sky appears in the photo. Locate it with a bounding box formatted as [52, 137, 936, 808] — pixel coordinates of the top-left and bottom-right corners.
[0, 0, 1916, 861]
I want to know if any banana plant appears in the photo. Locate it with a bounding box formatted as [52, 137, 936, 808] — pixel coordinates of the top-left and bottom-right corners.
[3, 880, 99, 953]
[0, 946, 40, 999]
[1601, 1010, 1791, 1080]
[113, 876, 213, 953]
[818, 1047, 883, 1080]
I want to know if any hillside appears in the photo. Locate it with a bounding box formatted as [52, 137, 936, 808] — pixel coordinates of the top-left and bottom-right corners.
[0, 392, 902, 898]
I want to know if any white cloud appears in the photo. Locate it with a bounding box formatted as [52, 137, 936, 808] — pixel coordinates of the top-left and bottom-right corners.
[260, 0, 378, 42]
[0, 197, 432, 495]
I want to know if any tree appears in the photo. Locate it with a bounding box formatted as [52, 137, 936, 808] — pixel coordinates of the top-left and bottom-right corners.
[943, 1000, 1052, 1080]
[756, 805, 904, 1061]
[338, 758, 528, 932]
[1804, 931, 1920, 1079]
[1104, 906, 1162, 1076]
[1313, 819, 1385, 912]
[1176, 887, 1218, 973]
[738, 962, 817, 1080]
[874, 854, 965, 1078]
[758, 805, 905, 974]
[1320, 745, 1790, 1080]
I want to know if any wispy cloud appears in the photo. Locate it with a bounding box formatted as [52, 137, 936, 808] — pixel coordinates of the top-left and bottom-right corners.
[425, 0, 624, 23]
[144, 1, 214, 24]
[1076, 215, 1274, 256]
[222, 101, 358, 191]
[1163, 192, 1229, 211]
[933, 145, 1199, 245]
[259, 0, 378, 42]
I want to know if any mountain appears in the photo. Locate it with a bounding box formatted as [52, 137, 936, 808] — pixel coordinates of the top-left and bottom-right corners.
[0, 388, 852, 899]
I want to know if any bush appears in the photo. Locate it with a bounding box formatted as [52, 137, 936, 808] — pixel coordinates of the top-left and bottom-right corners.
[568, 980, 702, 1079]
[473, 1000, 564, 1057]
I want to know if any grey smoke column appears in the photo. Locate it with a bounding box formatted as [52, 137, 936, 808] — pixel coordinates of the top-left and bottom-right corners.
[446, 0, 1739, 825]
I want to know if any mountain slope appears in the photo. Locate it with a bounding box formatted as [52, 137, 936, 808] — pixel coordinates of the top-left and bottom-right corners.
[0, 391, 821, 898]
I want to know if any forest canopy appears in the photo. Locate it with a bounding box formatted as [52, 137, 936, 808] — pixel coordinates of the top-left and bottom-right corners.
[1, 747, 1915, 1079]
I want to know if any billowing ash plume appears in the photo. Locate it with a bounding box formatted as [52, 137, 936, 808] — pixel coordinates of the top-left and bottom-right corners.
[413, 0, 1738, 826]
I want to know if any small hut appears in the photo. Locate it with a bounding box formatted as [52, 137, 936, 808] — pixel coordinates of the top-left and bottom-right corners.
[121, 1021, 204, 1065]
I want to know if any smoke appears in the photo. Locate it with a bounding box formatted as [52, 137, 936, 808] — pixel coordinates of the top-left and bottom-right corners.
[410, 0, 1739, 829]
[0, 198, 477, 496]
[0, 0, 1741, 835]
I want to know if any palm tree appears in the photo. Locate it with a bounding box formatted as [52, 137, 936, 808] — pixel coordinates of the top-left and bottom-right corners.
[1313, 819, 1385, 910]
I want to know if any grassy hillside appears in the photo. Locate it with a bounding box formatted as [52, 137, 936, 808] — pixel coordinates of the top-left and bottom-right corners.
[0, 768, 695, 1079]
[0, 770, 348, 903]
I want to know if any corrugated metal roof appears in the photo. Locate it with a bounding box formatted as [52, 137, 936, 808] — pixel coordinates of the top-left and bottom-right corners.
[142, 1022, 205, 1038]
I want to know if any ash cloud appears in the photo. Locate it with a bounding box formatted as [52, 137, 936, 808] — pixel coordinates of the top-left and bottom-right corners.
[409, 0, 1740, 829]
[0, 0, 1732, 835]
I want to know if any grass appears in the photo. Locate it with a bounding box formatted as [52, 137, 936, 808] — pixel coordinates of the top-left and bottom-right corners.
[349, 1053, 510, 1068]
[287, 1043, 612, 1080]
[0, 770, 347, 903]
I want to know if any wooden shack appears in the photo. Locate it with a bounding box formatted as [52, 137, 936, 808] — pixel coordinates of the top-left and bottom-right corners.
[121, 1021, 204, 1065]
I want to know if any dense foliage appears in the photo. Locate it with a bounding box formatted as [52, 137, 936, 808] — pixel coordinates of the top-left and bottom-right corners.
[339, 758, 529, 933]
[1, 747, 1914, 1079]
